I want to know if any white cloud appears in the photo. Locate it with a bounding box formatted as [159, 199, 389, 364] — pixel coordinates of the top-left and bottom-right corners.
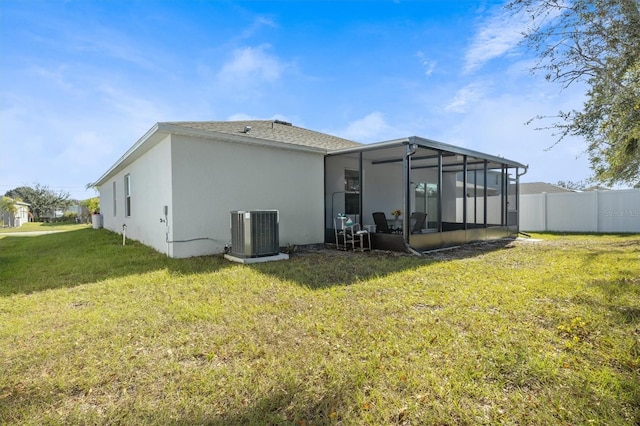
[97, 84, 169, 127]
[337, 112, 393, 142]
[226, 113, 259, 121]
[416, 51, 437, 77]
[444, 83, 487, 113]
[226, 112, 291, 122]
[463, 3, 532, 74]
[240, 16, 279, 40]
[30, 65, 74, 91]
[437, 85, 592, 183]
[57, 131, 114, 169]
[216, 45, 286, 91]
[53, 20, 163, 72]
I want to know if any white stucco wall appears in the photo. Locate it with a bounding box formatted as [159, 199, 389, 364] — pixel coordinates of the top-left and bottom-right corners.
[325, 155, 442, 229]
[324, 155, 407, 229]
[99, 135, 173, 254]
[325, 155, 362, 227]
[169, 134, 325, 258]
[16, 204, 29, 226]
[362, 161, 404, 225]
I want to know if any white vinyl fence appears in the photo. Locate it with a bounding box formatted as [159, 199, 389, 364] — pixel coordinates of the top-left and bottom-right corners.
[520, 189, 640, 233]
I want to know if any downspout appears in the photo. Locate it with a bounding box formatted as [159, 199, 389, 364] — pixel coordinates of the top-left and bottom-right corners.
[358, 151, 364, 229]
[438, 152, 443, 232]
[516, 165, 529, 235]
[501, 165, 507, 226]
[516, 164, 528, 179]
[483, 160, 488, 227]
[403, 140, 423, 257]
[463, 155, 468, 230]
[324, 155, 328, 237]
[473, 170, 478, 224]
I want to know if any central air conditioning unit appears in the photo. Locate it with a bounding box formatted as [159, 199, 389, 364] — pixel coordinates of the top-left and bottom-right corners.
[230, 210, 280, 258]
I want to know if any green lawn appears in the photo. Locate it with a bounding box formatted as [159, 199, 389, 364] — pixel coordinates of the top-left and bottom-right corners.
[0, 222, 90, 234]
[1, 229, 638, 425]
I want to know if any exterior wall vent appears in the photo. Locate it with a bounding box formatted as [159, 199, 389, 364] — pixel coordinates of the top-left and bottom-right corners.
[230, 210, 280, 258]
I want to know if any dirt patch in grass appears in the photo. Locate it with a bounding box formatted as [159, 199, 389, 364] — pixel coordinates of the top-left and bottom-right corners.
[293, 238, 526, 261]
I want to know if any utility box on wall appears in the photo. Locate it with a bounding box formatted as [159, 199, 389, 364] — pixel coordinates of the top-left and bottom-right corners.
[230, 210, 280, 258]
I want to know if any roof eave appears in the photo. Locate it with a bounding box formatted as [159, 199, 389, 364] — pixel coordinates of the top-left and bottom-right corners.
[412, 136, 527, 169]
[326, 138, 411, 156]
[328, 136, 527, 169]
[92, 123, 166, 187]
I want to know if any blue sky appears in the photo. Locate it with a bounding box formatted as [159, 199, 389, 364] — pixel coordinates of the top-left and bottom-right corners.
[1, 0, 593, 200]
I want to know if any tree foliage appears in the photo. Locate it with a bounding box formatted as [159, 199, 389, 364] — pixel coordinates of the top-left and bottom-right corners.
[4, 184, 71, 221]
[1, 196, 17, 215]
[507, 0, 640, 186]
[83, 197, 100, 214]
[556, 180, 588, 190]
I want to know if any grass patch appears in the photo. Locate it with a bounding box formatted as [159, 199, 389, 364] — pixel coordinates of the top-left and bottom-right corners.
[1, 230, 639, 424]
[0, 222, 90, 234]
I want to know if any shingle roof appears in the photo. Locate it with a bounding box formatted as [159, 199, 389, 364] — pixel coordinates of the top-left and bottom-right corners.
[520, 182, 575, 194]
[163, 120, 361, 151]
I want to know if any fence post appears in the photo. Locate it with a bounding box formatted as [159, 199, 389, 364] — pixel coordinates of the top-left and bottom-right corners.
[594, 190, 599, 232]
[542, 192, 547, 231]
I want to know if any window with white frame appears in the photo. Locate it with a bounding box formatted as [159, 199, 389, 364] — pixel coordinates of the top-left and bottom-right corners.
[344, 169, 360, 215]
[124, 174, 131, 217]
[112, 181, 117, 216]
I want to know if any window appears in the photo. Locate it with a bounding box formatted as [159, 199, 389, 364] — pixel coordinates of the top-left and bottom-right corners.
[124, 174, 131, 217]
[344, 169, 360, 215]
[112, 181, 117, 216]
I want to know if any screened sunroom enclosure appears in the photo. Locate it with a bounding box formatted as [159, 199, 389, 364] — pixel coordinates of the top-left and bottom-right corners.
[324, 137, 527, 252]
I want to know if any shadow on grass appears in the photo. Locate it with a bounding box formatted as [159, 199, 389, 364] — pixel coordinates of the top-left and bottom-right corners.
[2, 367, 368, 426]
[576, 242, 640, 315]
[199, 380, 350, 426]
[251, 239, 517, 290]
[0, 228, 517, 297]
[584, 276, 640, 325]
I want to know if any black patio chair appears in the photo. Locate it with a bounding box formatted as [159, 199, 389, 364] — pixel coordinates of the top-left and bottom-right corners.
[372, 211, 392, 233]
[410, 212, 427, 234]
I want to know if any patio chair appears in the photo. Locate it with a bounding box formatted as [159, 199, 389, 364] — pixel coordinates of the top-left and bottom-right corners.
[410, 212, 427, 234]
[372, 212, 392, 233]
[334, 216, 370, 251]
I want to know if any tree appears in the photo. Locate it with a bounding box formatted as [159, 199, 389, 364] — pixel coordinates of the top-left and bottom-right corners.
[1, 196, 17, 214]
[1, 196, 19, 227]
[5, 186, 35, 203]
[4, 183, 71, 221]
[83, 197, 100, 215]
[556, 180, 588, 190]
[1, 195, 18, 221]
[507, 0, 640, 186]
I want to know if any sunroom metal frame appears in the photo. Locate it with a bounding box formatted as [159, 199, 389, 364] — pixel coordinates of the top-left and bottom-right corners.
[324, 136, 528, 253]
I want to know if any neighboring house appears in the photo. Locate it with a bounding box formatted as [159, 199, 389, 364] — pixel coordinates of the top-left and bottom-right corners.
[66, 202, 91, 222]
[93, 120, 526, 258]
[1, 200, 30, 227]
[41, 209, 64, 222]
[520, 182, 576, 195]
